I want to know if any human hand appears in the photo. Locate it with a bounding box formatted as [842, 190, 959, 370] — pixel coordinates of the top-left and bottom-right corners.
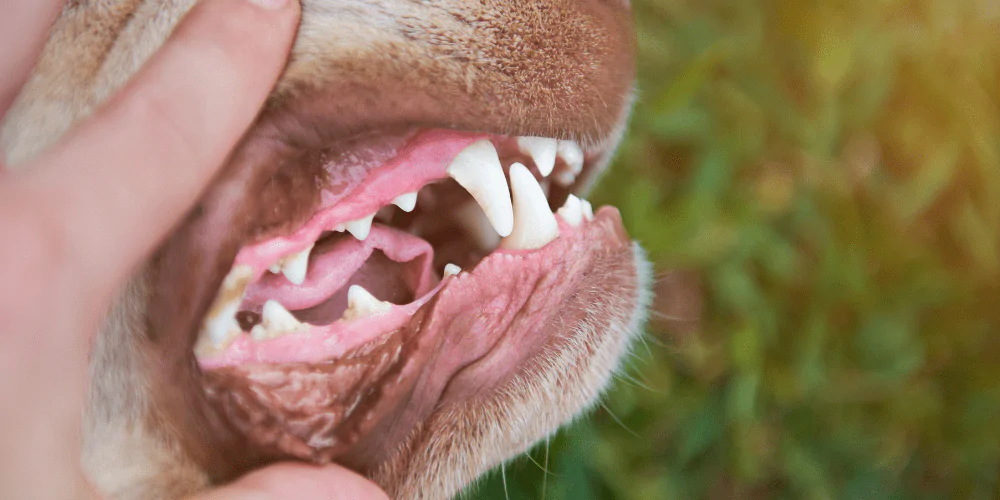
[0, 0, 387, 498]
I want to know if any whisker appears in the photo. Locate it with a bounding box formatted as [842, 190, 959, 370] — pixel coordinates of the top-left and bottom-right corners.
[501, 462, 510, 500]
[541, 436, 550, 500]
[600, 401, 639, 437]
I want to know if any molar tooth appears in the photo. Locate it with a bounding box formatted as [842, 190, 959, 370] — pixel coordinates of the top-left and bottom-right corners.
[280, 243, 313, 285]
[443, 263, 462, 277]
[580, 199, 594, 221]
[557, 194, 584, 227]
[392, 191, 418, 212]
[501, 163, 559, 250]
[517, 136, 558, 177]
[342, 285, 392, 321]
[446, 139, 514, 237]
[197, 264, 252, 352]
[252, 300, 307, 340]
[345, 213, 376, 240]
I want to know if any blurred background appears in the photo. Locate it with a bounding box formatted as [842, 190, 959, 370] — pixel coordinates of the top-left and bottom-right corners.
[478, 0, 1000, 498]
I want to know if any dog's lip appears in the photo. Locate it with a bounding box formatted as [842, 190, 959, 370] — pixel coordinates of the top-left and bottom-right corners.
[199, 205, 632, 469]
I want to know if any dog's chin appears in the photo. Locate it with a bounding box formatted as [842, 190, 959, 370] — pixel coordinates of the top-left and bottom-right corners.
[140, 119, 648, 496]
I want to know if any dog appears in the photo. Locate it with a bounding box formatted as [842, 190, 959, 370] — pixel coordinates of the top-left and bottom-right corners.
[0, 0, 649, 498]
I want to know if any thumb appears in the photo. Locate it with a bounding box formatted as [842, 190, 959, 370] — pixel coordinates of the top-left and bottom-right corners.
[190, 463, 390, 500]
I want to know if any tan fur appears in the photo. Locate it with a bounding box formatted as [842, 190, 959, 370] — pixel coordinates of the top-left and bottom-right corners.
[0, 1, 644, 498]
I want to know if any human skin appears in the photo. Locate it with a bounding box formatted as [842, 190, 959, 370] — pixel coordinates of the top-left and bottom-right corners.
[0, 0, 386, 498]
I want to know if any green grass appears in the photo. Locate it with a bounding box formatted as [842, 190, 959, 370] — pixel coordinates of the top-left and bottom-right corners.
[475, 0, 1000, 498]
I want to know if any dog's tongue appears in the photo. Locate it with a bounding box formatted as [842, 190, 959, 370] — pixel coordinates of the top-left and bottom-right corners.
[242, 225, 438, 319]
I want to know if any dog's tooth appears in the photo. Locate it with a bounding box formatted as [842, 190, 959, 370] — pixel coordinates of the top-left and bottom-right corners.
[252, 300, 306, 340]
[557, 140, 584, 174]
[345, 213, 376, 240]
[557, 194, 584, 227]
[342, 285, 392, 321]
[553, 170, 577, 186]
[392, 191, 418, 212]
[517, 136, 558, 177]
[268, 263, 281, 274]
[204, 307, 241, 347]
[454, 202, 501, 251]
[446, 139, 514, 237]
[443, 263, 462, 277]
[198, 264, 252, 350]
[580, 198, 594, 221]
[553, 140, 584, 186]
[501, 163, 559, 250]
[280, 243, 313, 285]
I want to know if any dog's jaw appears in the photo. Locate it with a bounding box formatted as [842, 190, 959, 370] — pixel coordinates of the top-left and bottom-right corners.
[2, 0, 644, 498]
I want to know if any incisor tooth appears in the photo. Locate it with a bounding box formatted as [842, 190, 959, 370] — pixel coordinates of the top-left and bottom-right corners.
[446, 140, 514, 237]
[557, 140, 583, 173]
[554, 140, 584, 186]
[280, 243, 313, 285]
[345, 213, 376, 240]
[517, 136, 558, 177]
[443, 263, 462, 277]
[553, 171, 577, 186]
[501, 163, 559, 250]
[342, 285, 392, 321]
[392, 192, 418, 212]
[251, 300, 307, 340]
[557, 194, 584, 227]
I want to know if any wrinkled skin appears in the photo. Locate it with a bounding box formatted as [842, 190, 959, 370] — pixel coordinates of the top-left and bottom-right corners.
[0, 0, 649, 498]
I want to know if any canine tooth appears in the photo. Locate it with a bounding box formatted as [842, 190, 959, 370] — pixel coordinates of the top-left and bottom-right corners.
[342, 285, 392, 321]
[501, 163, 559, 250]
[557, 140, 584, 174]
[446, 139, 514, 237]
[280, 243, 313, 285]
[345, 213, 376, 240]
[251, 300, 307, 340]
[454, 202, 501, 251]
[443, 263, 462, 277]
[580, 199, 594, 221]
[517, 136, 558, 177]
[392, 191, 418, 212]
[557, 194, 584, 227]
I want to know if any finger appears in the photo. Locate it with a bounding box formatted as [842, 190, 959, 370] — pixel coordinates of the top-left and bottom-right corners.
[0, 0, 64, 115]
[14, 0, 300, 293]
[190, 463, 390, 500]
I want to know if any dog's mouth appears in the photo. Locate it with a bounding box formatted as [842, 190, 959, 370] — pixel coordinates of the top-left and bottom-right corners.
[190, 127, 633, 470]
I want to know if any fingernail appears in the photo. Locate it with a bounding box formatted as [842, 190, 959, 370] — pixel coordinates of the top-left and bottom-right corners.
[248, 0, 290, 9]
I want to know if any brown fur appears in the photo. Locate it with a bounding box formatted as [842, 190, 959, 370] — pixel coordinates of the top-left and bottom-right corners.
[0, 0, 645, 498]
